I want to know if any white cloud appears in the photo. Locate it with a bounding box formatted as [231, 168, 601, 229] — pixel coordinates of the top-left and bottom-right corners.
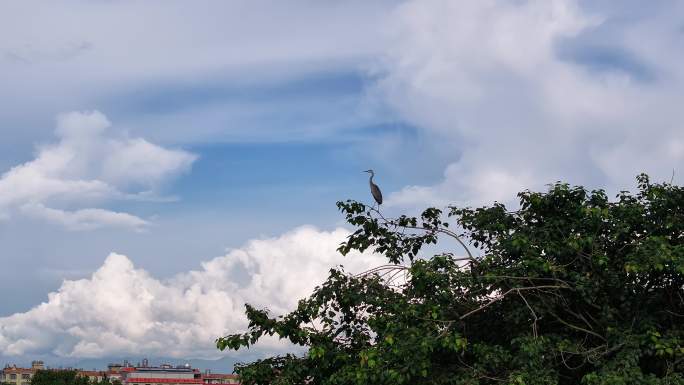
[20, 204, 149, 232]
[0, 226, 384, 358]
[0, 110, 196, 230]
[371, 0, 684, 207]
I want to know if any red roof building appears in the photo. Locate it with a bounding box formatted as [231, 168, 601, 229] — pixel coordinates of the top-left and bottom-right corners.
[1, 361, 45, 385]
[77, 370, 107, 383]
[201, 371, 239, 385]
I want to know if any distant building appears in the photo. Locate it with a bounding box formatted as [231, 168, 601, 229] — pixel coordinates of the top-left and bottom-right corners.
[1, 361, 45, 385]
[201, 370, 239, 385]
[120, 364, 201, 385]
[77, 370, 107, 383]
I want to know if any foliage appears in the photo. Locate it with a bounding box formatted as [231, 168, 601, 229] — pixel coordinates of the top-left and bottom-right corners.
[30, 370, 90, 385]
[217, 174, 684, 384]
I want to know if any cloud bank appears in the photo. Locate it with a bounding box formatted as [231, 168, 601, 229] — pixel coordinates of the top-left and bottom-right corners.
[0, 226, 383, 358]
[0, 111, 196, 230]
[0, 1, 395, 147]
[374, 0, 684, 207]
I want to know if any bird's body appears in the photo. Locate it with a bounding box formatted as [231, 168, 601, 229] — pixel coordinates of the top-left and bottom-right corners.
[364, 169, 383, 206]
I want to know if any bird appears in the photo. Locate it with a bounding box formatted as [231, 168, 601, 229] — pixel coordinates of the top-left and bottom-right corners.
[364, 169, 383, 207]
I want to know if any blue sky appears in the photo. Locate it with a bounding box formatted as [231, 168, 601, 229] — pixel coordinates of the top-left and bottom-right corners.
[1, 0, 683, 366]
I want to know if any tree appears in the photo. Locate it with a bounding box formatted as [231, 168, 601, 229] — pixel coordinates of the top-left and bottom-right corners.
[30, 370, 89, 385]
[217, 174, 684, 384]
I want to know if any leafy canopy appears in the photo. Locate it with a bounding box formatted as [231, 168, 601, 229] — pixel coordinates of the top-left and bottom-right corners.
[30, 370, 90, 385]
[217, 174, 684, 384]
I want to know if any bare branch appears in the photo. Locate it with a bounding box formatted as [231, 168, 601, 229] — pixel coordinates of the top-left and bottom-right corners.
[548, 310, 606, 342]
[459, 285, 568, 320]
[517, 290, 539, 338]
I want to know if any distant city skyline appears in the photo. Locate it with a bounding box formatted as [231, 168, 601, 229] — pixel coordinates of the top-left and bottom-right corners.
[1, 359, 238, 385]
[3, 358, 227, 372]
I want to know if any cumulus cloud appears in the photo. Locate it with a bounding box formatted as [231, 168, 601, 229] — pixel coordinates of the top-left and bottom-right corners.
[373, 0, 684, 207]
[0, 226, 384, 358]
[0, 111, 196, 230]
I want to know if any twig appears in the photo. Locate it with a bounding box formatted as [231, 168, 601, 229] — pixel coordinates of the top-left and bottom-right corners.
[548, 311, 606, 342]
[459, 285, 567, 320]
[355, 264, 408, 278]
[517, 290, 538, 338]
[559, 349, 586, 370]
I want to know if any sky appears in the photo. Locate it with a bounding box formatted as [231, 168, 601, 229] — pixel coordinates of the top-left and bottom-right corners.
[1, 0, 683, 369]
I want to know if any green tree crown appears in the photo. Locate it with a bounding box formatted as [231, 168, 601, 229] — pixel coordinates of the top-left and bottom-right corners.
[30, 370, 89, 385]
[217, 174, 684, 385]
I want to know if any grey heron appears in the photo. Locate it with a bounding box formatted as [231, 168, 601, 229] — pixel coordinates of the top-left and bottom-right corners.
[364, 169, 383, 207]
